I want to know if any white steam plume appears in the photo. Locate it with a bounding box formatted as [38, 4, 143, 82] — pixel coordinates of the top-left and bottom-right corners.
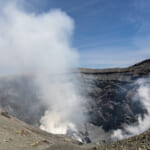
[0, 1, 85, 137]
[38, 75, 84, 134]
[112, 79, 150, 140]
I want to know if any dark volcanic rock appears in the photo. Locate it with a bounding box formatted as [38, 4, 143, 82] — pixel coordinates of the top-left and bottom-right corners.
[78, 59, 150, 132]
[80, 60, 150, 131]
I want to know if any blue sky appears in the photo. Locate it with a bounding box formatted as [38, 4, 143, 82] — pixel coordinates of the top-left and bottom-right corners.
[19, 0, 150, 68]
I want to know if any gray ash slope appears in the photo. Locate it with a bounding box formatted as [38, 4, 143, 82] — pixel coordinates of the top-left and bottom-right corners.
[0, 108, 89, 150]
[1, 110, 150, 150]
[0, 59, 150, 143]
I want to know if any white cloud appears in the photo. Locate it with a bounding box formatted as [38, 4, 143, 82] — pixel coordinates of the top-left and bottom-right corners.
[0, 2, 78, 74]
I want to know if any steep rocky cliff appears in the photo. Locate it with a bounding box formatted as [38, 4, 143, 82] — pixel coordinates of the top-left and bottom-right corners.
[79, 59, 150, 132]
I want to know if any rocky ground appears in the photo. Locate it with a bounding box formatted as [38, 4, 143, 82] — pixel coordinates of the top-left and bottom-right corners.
[0, 108, 88, 150]
[0, 108, 150, 150]
[100, 129, 150, 150]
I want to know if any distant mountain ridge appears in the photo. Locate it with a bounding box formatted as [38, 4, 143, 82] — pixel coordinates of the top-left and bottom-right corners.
[79, 59, 150, 73]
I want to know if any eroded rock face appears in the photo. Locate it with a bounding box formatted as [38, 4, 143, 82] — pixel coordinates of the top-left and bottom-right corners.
[78, 59, 150, 133]
[0, 59, 150, 143]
